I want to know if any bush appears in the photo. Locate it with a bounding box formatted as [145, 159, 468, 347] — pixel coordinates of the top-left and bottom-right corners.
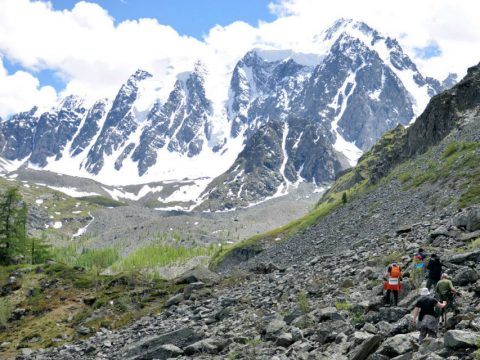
[383, 251, 402, 266]
[0, 298, 12, 328]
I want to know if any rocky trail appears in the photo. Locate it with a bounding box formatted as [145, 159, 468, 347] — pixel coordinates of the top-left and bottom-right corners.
[20, 200, 480, 360]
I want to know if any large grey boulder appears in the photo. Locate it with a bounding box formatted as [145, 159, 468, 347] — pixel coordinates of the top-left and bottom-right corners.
[444, 330, 480, 349]
[447, 250, 480, 264]
[377, 334, 415, 357]
[124, 327, 200, 360]
[184, 338, 227, 355]
[173, 265, 220, 285]
[453, 267, 479, 286]
[348, 334, 382, 360]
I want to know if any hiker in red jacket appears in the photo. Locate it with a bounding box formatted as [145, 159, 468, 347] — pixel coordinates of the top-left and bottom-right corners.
[384, 262, 402, 306]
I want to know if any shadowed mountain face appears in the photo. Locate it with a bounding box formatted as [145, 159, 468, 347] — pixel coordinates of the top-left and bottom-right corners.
[0, 20, 457, 210]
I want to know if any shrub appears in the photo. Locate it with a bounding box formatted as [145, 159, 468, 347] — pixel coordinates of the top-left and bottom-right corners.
[383, 251, 402, 266]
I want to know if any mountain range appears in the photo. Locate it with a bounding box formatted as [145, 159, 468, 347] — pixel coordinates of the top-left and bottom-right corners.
[0, 19, 457, 211]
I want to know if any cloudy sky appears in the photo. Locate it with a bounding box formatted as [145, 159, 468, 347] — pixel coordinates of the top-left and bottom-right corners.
[0, 0, 479, 118]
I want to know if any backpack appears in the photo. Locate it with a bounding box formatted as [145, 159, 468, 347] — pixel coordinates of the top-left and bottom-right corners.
[390, 265, 401, 278]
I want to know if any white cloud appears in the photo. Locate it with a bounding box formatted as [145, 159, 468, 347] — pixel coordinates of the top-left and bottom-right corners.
[0, 0, 478, 117]
[0, 58, 57, 118]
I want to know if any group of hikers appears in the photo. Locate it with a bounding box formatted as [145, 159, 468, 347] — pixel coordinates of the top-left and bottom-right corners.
[383, 248, 460, 343]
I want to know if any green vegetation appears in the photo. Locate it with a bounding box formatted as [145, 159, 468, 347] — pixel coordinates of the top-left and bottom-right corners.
[334, 301, 352, 311]
[383, 251, 402, 266]
[112, 240, 217, 273]
[0, 188, 52, 265]
[51, 245, 119, 272]
[77, 195, 125, 207]
[468, 238, 480, 250]
[0, 298, 13, 328]
[298, 290, 311, 314]
[397, 141, 480, 208]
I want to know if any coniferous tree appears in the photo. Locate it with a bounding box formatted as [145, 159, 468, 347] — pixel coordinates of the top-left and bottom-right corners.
[0, 188, 28, 264]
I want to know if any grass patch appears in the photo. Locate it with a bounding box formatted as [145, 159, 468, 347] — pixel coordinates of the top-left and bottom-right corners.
[0, 298, 13, 328]
[335, 301, 352, 311]
[298, 290, 311, 314]
[112, 242, 217, 273]
[51, 246, 120, 271]
[77, 196, 125, 207]
[468, 238, 480, 250]
[383, 251, 402, 266]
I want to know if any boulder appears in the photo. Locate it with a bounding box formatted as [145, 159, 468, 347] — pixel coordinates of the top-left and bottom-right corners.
[165, 294, 183, 308]
[466, 207, 480, 231]
[184, 338, 227, 355]
[377, 334, 414, 357]
[275, 333, 294, 348]
[124, 327, 200, 360]
[447, 250, 480, 264]
[379, 307, 408, 323]
[453, 267, 479, 286]
[348, 335, 382, 360]
[430, 226, 450, 238]
[265, 319, 286, 339]
[173, 265, 220, 285]
[444, 330, 480, 349]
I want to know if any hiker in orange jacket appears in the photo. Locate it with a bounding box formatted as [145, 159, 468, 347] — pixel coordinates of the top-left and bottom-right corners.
[384, 262, 402, 306]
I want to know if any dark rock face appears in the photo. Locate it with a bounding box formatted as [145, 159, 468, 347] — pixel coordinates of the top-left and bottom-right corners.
[85, 70, 152, 174]
[30, 96, 86, 166]
[0, 107, 38, 160]
[70, 99, 109, 157]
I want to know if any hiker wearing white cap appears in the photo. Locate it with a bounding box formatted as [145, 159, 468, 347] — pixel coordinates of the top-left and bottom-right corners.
[412, 288, 446, 343]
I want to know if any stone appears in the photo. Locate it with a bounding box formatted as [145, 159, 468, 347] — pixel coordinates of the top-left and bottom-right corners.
[470, 317, 480, 331]
[341, 278, 354, 288]
[265, 319, 286, 338]
[447, 250, 480, 264]
[158, 344, 183, 357]
[184, 338, 227, 355]
[165, 294, 184, 308]
[377, 334, 414, 357]
[453, 267, 479, 286]
[183, 282, 205, 299]
[123, 327, 200, 360]
[430, 226, 449, 238]
[276, 333, 294, 347]
[172, 265, 220, 285]
[379, 307, 408, 323]
[76, 326, 91, 336]
[444, 330, 480, 349]
[348, 335, 382, 360]
[465, 207, 480, 231]
[317, 307, 345, 321]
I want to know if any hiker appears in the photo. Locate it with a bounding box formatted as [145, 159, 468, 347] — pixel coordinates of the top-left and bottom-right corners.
[426, 254, 443, 290]
[413, 248, 427, 274]
[435, 273, 459, 323]
[412, 288, 446, 343]
[384, 262, 402, 306]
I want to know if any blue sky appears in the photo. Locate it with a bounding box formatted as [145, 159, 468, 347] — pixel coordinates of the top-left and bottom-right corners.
[48, 0, 276, 39]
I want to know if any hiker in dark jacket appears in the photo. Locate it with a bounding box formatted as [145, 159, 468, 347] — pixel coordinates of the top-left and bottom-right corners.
[426, 254, 443, 290]
[412, 288, 446, 343]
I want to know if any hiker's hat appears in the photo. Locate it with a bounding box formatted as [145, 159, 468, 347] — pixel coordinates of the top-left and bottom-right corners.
[420, 288, 430, 296]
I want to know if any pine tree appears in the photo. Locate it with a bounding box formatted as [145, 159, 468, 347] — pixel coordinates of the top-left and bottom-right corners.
[0, 188, 28, 264]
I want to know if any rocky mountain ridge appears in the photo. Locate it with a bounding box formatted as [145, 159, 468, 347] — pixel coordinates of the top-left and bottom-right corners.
[0, 19, 457, 211]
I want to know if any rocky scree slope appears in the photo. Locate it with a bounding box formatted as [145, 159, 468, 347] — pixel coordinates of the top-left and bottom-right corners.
[21, 64, 480, 360]
[0, 20, 456, 210]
